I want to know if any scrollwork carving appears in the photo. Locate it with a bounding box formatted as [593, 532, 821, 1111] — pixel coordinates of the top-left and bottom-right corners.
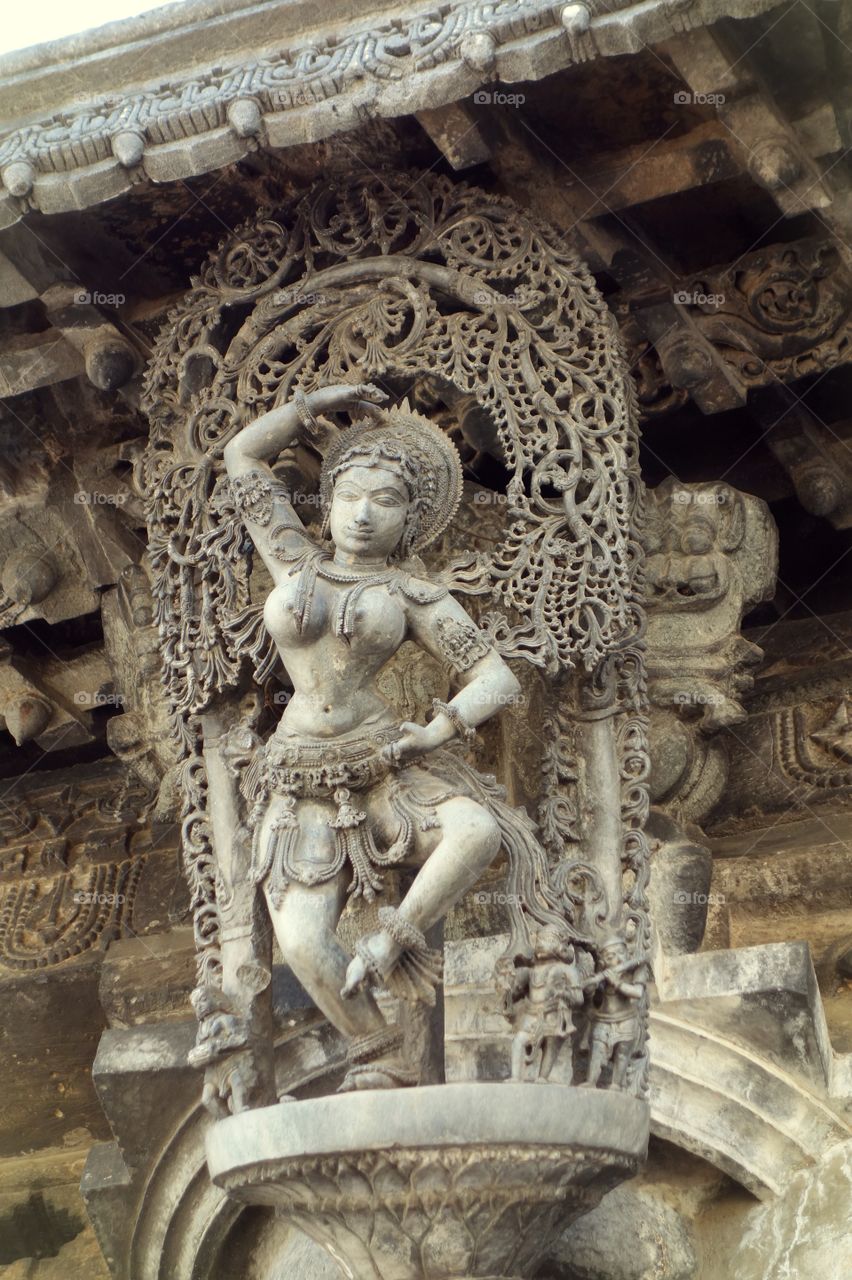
[139, 170, 650, 1103]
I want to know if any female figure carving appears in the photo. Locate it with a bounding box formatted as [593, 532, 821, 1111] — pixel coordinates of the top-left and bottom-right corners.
[222, 381, 541, 1090]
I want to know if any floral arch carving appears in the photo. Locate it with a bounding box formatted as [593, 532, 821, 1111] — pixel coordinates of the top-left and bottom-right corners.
[138, 169, 650, 1093]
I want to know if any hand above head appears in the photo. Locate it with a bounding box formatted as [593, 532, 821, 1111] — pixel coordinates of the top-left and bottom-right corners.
[314, 381, 389, 415]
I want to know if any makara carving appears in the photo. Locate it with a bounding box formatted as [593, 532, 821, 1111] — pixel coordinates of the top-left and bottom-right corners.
[645, 477, 778, 822]
[139, 171, 651, 1115]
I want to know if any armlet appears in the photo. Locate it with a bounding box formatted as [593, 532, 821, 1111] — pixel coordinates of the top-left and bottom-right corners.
[230, 470, 290, 528]
[435, 615, 491, 672]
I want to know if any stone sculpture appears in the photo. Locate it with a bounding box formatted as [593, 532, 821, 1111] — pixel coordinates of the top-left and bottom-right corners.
[582, 936, 646, 1090]
[643, 478, 778, 956]
[214, 378, 560, 1090]
[139, 172, 654, 1118]
[505, 925, 589, 1083]
[137, 169, 654, 1279]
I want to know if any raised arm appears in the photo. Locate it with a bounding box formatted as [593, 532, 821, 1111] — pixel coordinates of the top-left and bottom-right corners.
[221, 382, 387, 581]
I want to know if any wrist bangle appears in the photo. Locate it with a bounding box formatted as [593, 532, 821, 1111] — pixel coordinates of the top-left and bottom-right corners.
[295, 389, 321, 436]
[431, 698, 476, 744]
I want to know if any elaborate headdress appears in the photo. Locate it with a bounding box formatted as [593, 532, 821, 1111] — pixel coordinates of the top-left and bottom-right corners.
[319, 400, 463, 557]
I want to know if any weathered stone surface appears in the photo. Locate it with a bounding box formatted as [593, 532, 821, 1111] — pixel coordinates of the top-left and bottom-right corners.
[0, 1, 850, 1276]
[721, 1140, 852, 1280]
[0, 0, 799, 222]
[546, 1183, 698, 1280]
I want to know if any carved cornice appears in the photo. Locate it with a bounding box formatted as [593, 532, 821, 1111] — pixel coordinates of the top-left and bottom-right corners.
[0, 0, 786, 224]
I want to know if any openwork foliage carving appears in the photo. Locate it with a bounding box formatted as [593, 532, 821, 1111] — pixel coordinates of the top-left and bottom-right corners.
[139, 171, 650, 1093]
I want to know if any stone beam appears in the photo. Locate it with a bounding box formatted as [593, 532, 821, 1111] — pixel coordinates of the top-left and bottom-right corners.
[541, 113, 839, 219]
[0, 330, 84, 398]
[0, 0, 792, 225]
[415, 102, 492, 171]
[662, 27, 838, 221]
[751, 386, 852, 530]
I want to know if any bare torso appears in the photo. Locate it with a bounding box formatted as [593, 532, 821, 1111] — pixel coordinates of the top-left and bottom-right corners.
[264, 571, 408, 738]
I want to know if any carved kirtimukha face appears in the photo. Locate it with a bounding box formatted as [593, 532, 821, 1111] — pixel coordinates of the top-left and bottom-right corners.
[329, 463, 410, 562]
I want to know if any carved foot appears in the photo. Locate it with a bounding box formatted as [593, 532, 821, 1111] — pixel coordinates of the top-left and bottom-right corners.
[337, 1025, 418, 1092]
[342, 908, 443, 1005]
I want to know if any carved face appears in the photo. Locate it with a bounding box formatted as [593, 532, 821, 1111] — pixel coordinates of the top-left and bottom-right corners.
[329, 464, 410, 560]
[601, 941, 626, 967]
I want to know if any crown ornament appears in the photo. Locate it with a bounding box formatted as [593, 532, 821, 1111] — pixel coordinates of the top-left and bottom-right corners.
[319, 397, 463, 555]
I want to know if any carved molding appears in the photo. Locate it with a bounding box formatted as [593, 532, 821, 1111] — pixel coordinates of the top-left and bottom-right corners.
[622, 238, 852, 417]
[0, 0, 787, 223]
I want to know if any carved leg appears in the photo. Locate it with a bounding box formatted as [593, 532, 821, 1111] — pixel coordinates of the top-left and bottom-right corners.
[511, 1031, 534, 1081]
[538, 1036, 561, 1082]
[398, 797, 502, 932]
[580, 1037, 608, 1088]
[342, 797, 501, 997]
[610, 1041, 631, 1090]
[266, 876, 387, 1041]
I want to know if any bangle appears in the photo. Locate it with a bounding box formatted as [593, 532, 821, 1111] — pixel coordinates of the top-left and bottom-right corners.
[294, 389, 321, 436]
[431, 698, 476, 744]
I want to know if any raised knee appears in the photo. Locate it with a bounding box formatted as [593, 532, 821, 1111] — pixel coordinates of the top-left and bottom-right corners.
[448, 799, 501, 857]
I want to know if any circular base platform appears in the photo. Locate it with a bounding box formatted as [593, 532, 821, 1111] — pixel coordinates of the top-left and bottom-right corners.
[207, 1083, 649, 1280]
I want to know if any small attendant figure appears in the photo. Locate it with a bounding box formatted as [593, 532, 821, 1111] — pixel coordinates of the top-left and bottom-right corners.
[506, 926, 587, 1083]
[581, 936, 645, 1091]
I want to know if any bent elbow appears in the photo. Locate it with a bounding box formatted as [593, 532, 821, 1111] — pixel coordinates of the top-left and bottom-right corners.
[222, 439, 243, 476]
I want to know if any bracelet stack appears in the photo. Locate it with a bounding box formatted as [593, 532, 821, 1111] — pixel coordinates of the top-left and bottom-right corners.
[431, 697, 476, 744]
[294, 389, 321, 436]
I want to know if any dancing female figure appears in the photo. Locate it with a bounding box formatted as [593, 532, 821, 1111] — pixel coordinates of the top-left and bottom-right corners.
[223, 381, 531, 1089]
